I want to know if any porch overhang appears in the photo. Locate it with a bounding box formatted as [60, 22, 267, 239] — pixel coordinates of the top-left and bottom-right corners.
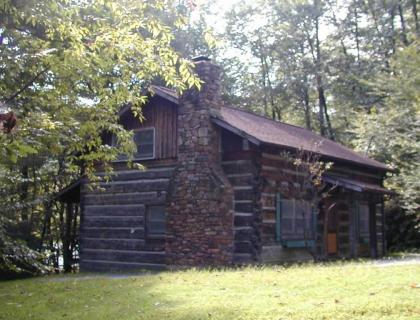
[323, 175, 394, 195]
[56, 179, 81, 203]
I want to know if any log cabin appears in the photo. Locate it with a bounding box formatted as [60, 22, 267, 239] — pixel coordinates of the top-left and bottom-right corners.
[58, 57, 393, 271]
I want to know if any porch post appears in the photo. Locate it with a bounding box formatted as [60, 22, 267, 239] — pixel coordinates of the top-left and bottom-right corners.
[349, 193, 356, 258]
[369, 200, 378, 258]
[381, 198, 387, 256]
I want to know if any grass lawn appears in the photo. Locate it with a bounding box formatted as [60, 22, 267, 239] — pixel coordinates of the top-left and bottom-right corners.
[0, 262, 419, 320]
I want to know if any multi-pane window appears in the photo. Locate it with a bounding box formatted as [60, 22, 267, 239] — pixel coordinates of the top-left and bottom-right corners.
[112, 127, 155, 160]
[146, 206, 166, 237]
[133, 128, 155, 159]
[279, 198, 314, 240]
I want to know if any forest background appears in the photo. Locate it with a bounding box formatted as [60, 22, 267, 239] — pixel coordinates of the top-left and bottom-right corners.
[0, 0, 418, 277]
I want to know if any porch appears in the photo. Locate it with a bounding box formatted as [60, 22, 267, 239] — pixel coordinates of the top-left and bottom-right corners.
[261, 175, 393, 263]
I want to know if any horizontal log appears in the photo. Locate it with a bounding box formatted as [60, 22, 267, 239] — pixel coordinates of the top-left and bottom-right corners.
[234, 188, 255, 201]
[227, 174, 255, 187]
[81, 238, 145, 251]
[234, 214, 254, 227]
[81, 248, 165, 264]
[95, 167, 175, 181]
[233, 253, 254, 265]
[222, 161, 256, 175]
[83, 191, 166, 205]
[84, 204, 145, 216]
[80, 259, 166, 272]
[234, 241, 255, 254]
[234, 201, 254, 213]
[81, 227, 144, 239]
[85, 179, 170, 195]
[234, 227, 255, 242]
[83, 216, 144, 228]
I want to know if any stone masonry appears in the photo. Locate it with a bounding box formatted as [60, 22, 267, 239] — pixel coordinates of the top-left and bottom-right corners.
[166, 58, 235, 266]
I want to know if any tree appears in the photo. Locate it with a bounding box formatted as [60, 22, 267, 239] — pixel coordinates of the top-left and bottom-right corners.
[353, 41, 420, 248]
[221, 0, 419, 250]
[0, 0, 201, 276]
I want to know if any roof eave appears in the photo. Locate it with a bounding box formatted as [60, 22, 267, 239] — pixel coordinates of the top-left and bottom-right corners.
[211, 117, 261, 146]
[212, 116, 390, 173]
[118, 86, 178, 117]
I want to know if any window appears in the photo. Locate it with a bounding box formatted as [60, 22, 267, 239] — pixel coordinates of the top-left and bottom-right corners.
[277, 196, 315, 241]
[133, 128, 155, 159]
[358, 203, 370, 236]
[146, 206, 166, 237]
[112, 127, 155, 160]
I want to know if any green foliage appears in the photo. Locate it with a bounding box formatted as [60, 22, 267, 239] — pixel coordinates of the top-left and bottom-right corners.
[0, 0, 202, 275]
[353, 42, 420, 247]
[0, 218, 51, 279]
[221, 0, 419, 249]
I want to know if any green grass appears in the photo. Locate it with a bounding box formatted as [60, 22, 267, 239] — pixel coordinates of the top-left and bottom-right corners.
[0, 262, 419, 320]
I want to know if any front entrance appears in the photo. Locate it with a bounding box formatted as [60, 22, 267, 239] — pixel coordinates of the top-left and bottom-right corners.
[327, 204, 338, 255]
[325, 202, 349, 257]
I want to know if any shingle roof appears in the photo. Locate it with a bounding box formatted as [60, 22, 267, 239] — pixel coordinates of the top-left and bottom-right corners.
[149, 86, 390, 171]
[215, 106, 389, 171]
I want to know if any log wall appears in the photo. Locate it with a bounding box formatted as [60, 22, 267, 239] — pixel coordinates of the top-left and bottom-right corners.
[79, 164, 175, 272]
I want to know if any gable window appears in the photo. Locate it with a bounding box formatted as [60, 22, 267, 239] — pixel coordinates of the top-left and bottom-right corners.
[133, 128, 155, 159]
[146, 205, 166, 237]
[276, 195, 315, 245]
[112, 127, 155, 160]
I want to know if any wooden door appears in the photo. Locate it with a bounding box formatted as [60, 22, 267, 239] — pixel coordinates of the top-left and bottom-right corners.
[327, 206, 338, 255]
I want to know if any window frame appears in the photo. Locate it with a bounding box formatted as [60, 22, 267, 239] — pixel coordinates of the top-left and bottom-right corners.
[132, 127, 155, 160]
[146, 205, 166, 239]
[112, 127, 156, 162]
[276, 194, 316, 246]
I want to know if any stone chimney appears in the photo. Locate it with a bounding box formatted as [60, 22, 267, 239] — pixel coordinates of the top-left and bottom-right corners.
[166, 57, 234, 266]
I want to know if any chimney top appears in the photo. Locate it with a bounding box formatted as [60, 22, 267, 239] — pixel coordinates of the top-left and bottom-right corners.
[192, 56, 211, 62]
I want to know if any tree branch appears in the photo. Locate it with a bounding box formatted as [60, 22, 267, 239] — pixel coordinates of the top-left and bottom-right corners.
[6, 67, 49, 103]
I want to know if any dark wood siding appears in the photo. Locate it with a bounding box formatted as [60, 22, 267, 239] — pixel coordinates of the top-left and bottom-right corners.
[120, 96, 177, 160]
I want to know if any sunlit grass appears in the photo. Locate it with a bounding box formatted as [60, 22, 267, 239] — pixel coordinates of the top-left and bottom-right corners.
[0, 261, 419, 320]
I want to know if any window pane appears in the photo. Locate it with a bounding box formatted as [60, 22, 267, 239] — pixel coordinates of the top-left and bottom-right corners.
[134, 129, 154, 159]
[149, 206, 165, 221]
[136, 144, 153, 158]
[148, 221, 166, 234]
[281, 199, 295, 218]
[281, 219, 293, 234]
[134, 130, 154, 144]
[280, 198, 314, 240]
[147, 206, 166, 237]
[359, 204, 369, 234]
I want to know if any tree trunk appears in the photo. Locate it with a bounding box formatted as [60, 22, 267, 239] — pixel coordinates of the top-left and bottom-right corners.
[20, 165, 29, 221]
[303, 86, 312, 130]
[412, 0, 419, 35]
[354, 6, 361, 65]
[40, 199, 53, 250]
[398, 0, 409, 45]
[259, 51, 269, 116]
[314, 12, 334, 139]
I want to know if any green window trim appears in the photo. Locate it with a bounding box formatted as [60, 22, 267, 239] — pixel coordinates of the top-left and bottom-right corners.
[283, 240, 315, 248]
[275, 193, 317, 247]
